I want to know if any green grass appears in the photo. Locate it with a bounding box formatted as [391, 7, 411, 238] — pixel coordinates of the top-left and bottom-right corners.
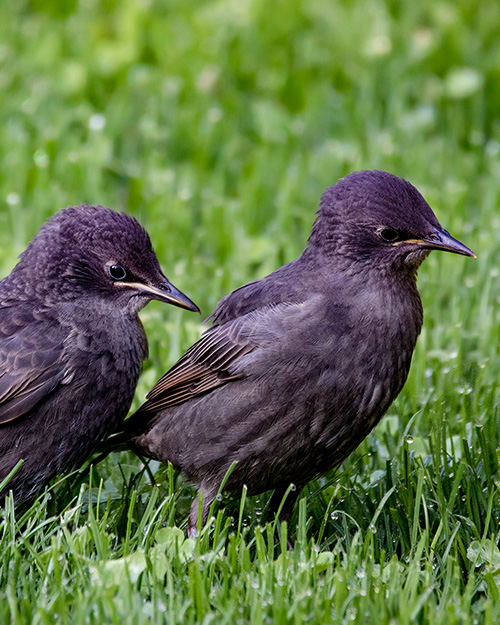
[1, 0, 500, 622]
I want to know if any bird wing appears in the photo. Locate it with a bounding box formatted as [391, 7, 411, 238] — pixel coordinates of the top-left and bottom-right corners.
[133, 296, 319, 420]
[0, 305, 71, 425]
[138, 314, 258, 414]
[206, 259, 305, 327]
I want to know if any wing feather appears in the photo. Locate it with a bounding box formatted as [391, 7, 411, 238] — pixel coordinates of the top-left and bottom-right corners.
[0, 305, 69, 425]
[139, 321, 256, 414]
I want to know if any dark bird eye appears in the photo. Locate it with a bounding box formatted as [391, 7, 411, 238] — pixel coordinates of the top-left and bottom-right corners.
[108, 265, 127, 280]
[378, 228, 400, 243]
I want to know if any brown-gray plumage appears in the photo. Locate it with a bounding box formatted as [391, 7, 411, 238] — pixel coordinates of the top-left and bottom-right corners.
[0, 204, 199, 504]
[120, 170, 474, 535]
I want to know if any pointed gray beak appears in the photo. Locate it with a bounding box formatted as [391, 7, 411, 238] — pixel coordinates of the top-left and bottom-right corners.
[399, 227, 475, 258]
[419, 228, 475, 257]
[144, 280, 200, 312]
[116, 279, 200, 312]
[149, 280, 201, 312]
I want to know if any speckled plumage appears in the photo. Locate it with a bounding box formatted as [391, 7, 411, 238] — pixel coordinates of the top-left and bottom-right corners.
[0, 204, 198, 504]
[122, 171, 474, 534]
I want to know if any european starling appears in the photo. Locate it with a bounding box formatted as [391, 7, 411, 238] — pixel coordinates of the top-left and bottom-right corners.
[0, 203, 199, 504]
[122, 171, 474, 535]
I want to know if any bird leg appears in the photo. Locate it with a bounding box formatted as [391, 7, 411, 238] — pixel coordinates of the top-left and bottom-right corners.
[187, 485, 218, 538]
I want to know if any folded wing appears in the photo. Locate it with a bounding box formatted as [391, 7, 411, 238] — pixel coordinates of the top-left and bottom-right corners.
[0, 305, 70, 425]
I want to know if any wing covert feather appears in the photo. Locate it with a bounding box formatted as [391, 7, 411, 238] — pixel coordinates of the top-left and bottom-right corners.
[141, 321, 256, 413]
[0, 305, 69, 425]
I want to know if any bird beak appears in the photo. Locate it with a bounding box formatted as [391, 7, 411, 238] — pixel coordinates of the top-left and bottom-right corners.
[146, 280, 201, 312]
[401, 227, 476, 258]
[117, 280, 200, 312]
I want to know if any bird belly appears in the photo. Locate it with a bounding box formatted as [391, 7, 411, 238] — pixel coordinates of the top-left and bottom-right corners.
[0, 350, 141, 504]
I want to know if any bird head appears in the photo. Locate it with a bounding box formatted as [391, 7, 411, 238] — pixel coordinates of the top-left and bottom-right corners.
[307, 170, 474, 273]
[10, 204, 199, 313]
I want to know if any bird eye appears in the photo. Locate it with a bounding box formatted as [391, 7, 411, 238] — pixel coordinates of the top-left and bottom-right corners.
[378, 228, 400, 243]
[108, 264, 127, 280]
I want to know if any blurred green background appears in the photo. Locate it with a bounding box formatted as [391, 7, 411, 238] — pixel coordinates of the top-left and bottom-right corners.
[2, 1, 500, 622]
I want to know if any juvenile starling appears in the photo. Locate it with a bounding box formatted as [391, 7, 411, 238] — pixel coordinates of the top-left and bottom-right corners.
[0, 204, 198, 504]
[122, 171, 474, 534]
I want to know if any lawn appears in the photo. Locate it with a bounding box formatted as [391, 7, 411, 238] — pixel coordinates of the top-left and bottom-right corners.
[1, 0, 500, 622]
